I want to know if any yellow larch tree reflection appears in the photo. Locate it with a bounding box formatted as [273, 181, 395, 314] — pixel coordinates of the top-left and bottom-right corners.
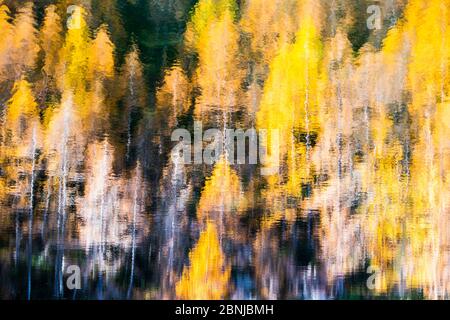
[176, 222, 231, 300]
[85, 25, 115, 132]
[58, 5, 90, 110]
[308, 0, 450, 297]
[40, 5, 63, 80]
[240, 0, 305, 64]
[403, 0, 450, 297]
[185, 0, 237, 51]
[120, 46, 147, 110]
[197, 156, 243, 223]
[187, 0, 241, 117]
[156, 64, 191, 133]
[355, 0, 450, 297]
[0, 79, 41, 209]
[240, 0, 310, 118]
[256, 0, 323, 196]
[10, 2, 39, 77]
[0, 0, 13, 81]
[116, 45, 148, 163]
[176, 156, 242, 299]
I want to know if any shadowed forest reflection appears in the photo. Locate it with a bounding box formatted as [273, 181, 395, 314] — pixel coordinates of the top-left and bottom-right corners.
[0, 0, 449, 300]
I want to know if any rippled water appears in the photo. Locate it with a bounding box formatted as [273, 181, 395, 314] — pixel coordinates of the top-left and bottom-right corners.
[0, 0, 449, 300]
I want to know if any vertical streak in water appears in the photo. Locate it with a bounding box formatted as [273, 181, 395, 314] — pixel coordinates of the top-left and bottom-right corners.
[167, 152, 183, 285]
[127, 167, 140, 299]
[126, 117, 132, 162]
[331, 3, 344, 292]
[98, 139, 109, 297]
[439, 10, 447, 191]
[14, 211, 20, 266]
[29, 126, 37, 213]
[55, 99, 70, 298]
[219, 110, 228, 243]
[304, 25, 311, 164]
[27, 125, 37, 300]
[41, 178, 52, 238]
[126, 62, 136, 162]
[100, 140, 108, 261]
[336, 84, 343, 180]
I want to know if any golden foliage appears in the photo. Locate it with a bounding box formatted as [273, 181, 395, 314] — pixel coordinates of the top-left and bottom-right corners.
[240, 0, 298, 55]
[256, 12, 323, 194]
[5, 79, 39, 136]
[40, 5, 63, 78]
[120, 45, 147, 109]
[89, 25, 115, 80]
[10, 2, 39, 75]
[156, 64, 191, 129]
[194, 9, 241, 116]
[1, 79, 41, 202]
[197, 157, 242, 222]
[58, 5, 90, 104]
[0, 1, 12, 79]
[176, 222, 231, 299]
[185, 0, 237, 51]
